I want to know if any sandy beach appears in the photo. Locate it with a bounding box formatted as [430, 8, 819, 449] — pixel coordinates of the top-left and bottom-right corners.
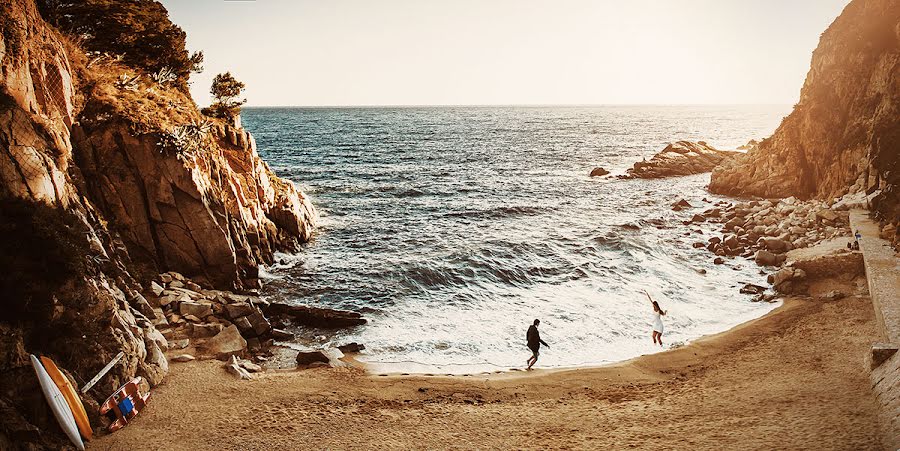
[93, 287, 884, 450]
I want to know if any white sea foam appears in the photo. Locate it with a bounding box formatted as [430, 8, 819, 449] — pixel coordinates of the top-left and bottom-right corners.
[251, 105, 790, 370]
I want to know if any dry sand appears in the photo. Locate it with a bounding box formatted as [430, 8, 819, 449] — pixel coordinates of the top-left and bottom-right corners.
[94, 293, 885, 450]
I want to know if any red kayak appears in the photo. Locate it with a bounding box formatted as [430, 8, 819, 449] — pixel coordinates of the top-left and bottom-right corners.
[99, 377, 151, 432]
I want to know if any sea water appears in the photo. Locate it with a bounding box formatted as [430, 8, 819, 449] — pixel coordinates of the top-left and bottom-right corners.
[243, 105, 789, 373]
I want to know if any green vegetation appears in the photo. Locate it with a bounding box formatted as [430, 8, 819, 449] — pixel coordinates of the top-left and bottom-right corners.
[202, 72, 246, 119]
[37, 0, 203, 90]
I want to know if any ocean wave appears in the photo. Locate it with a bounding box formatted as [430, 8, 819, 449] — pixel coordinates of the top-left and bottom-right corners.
[443, 205, 544, 219]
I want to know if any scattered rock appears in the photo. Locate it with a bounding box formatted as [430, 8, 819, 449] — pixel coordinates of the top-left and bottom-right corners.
[713, 257, 725, 265]
[225, 302, 255, 319]
[762, 238, 790, 253]
[246, 311, 271, 336]
[201, 325, 248, 360]
[179, 301, 213, 318]
[150, 281, 165, 297]
[754, 250, 779, 266]
[739, 284, 766, 295]
[296, 350, 330, 366]
[225, 356, 254, 380]
[589, 167, 609, 177]
[337, 343, 366, 353]
[815, 209, 839, 223]
[270, 328, 295, 340]
[171, 354, 196, 363]
[188, 322, 223, 338]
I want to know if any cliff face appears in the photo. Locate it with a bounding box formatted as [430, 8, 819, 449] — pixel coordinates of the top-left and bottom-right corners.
[71, 114, 316, 290]
[0, 0, 315, 447]
[710, 0, 900, 224]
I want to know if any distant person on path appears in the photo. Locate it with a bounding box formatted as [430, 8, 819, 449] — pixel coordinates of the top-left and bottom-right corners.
[644, 290, 667, 346]
[526, 319, 549, 370]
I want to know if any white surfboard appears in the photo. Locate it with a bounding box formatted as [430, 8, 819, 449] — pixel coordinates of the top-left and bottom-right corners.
[30, 355, 85, 451]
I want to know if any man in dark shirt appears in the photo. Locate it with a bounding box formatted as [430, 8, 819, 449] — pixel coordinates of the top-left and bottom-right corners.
[526, 319, 549, 370]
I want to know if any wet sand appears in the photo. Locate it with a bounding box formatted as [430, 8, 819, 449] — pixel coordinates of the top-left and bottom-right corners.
[94, 293, 884, 450]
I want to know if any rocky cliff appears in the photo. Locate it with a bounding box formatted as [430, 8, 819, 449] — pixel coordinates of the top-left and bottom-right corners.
[710, 0, 900, 226]
[0, 0, 315, 447]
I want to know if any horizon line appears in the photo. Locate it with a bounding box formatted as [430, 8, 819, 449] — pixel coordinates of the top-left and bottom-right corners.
[240, 103, 793, 109]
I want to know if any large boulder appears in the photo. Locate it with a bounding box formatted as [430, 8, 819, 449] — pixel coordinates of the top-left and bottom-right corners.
[200, 325, 247, 360]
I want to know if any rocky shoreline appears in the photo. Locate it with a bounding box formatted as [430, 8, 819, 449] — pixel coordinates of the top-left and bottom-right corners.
[675, 194, 863, 300]
[136, 271, 366, 382]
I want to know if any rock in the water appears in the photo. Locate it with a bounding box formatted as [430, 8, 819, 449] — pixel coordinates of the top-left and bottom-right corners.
[740, 284, 766, 295]
[337, 343, 366, 353]
[296, 350, 330, 366]
[266, 303, 366, 328]
[270, 328, 295, 340]
[713, 257, 725, 265]
[625, 141, 740, 179]
[589, 167, 610, 177]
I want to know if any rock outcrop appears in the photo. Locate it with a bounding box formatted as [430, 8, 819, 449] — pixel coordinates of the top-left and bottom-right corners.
[0, 0, 316, 447]
[710, 0, 900, 226]
[624, 141, 740, 179]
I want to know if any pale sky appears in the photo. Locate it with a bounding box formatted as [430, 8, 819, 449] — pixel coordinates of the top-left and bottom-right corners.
[160, 0, 851, 107]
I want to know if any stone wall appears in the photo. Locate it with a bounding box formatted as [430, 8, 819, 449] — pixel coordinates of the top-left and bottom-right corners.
[850, 211, 900, 448]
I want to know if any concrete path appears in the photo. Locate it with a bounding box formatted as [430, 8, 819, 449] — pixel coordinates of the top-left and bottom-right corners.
[850, 210, 900, 343]
[848, 209, 900, 449]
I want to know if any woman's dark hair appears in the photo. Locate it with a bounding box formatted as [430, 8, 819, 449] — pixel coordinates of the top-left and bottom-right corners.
[533, 319, 540, 326]
[652, 301, 662, 312]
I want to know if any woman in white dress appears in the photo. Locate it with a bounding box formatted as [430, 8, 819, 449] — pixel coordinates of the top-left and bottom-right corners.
[643, 290, 667, 346]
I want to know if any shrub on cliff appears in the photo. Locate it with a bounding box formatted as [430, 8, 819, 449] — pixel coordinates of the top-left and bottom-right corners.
[202, 72, 246, 119]
[36, 0, 202, 89]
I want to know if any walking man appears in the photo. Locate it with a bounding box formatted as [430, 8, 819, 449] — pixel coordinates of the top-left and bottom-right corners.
[526, 319, 549, 370]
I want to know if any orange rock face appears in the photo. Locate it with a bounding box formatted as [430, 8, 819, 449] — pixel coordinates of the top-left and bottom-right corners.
[709, 0, 900, 223]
